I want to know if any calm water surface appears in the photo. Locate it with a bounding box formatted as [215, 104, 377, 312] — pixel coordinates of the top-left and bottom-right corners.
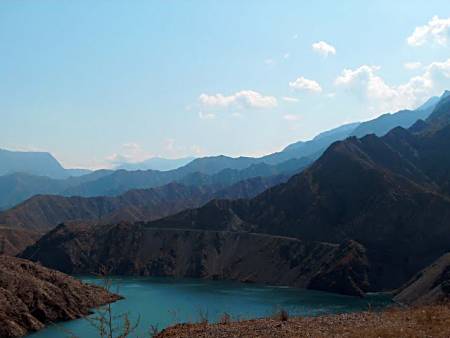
[29, 276, 391, 337]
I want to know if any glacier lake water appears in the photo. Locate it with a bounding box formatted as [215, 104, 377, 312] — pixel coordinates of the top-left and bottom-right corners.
[29, 276, 391, 337]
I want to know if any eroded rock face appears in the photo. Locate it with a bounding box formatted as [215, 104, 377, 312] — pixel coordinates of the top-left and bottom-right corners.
[394, 253, 450, 305]
[21, 222, 369, 297]
[308, 240, 369, 297]
[0, 255, 120, 338]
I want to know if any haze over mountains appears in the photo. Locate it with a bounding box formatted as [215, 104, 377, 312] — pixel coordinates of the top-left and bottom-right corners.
[11, 91, 450, 299]
[115, 157, 196, 171]
[0, 149, 90, 179]
[142, 91, 450, 290]
[0, 95, 440, 210]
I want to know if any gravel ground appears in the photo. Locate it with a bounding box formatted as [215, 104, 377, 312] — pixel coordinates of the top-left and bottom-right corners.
[156, 304, 450, 338]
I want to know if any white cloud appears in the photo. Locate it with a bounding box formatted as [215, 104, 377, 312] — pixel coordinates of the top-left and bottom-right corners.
[293, 34, 299, 40]
[198, 111, 216, 120]
[199, 90, 277, 109]
[289, 76, 322, 93]
[190, 144, 205, 156]
[312, 41, 336, 57]
[163, 139, 206, 158]
[283, 53, 290, 59]
[164, 138, 176, 152]
[334, 59, 450, 113]
[407, 16, 450, 47]
[264, 58, 275, 65]
[283, 114, 301, 121]
[106, 142, 152, 165]
[282, 96, 299, 103]
[404, 62, 422, 70]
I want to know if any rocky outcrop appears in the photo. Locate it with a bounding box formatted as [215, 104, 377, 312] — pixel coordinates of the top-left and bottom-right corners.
[21, 222, 370, 297]
[0, 255, 120, 337]
[394, 253, 450, 305]
[307, 240, 369, 297]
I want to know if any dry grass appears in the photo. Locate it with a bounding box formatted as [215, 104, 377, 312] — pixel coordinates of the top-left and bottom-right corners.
[156, 303, 450, 338]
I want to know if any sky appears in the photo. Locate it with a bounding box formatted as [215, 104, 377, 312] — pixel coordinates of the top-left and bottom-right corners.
[1, 0, 450, 169]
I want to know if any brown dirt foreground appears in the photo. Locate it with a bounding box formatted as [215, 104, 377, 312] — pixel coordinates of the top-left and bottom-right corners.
[156, 304, 450, 338]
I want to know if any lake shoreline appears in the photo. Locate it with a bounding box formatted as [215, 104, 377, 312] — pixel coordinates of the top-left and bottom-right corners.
[156, 303, 450, 337]
[27, 276, 391, 337]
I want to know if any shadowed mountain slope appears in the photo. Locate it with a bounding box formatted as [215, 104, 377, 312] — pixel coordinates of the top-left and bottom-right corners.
[18, 93, 450, 296]
[0, 175, 289, 232]
[20, 222, 370, 297]
[146, 93, 450, 291]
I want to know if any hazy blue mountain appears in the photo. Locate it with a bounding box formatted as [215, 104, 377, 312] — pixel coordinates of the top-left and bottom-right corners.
[0, 94, 444, 209]
[116, 157, 195, 171]
[350, 96, 439, 138]
[62, 157, 310, 198]
[0, 149, 91, 179]
[262, 122, 361, 165]
[0, 170, 113, 210]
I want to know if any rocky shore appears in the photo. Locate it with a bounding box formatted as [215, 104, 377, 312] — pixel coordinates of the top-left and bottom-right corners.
[156, 303, 450, 338]
[0, 255, 120, 337]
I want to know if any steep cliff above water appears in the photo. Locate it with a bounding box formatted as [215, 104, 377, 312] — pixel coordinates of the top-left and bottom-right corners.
[21, 222, 370, 297]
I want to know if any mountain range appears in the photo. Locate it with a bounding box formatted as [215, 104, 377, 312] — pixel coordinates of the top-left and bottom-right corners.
[0, 149, 90, 179]
[0, 96, 439, 210]
[19, 91, 450, 296]
[115, 156, 195, 171]
[144, 92, 450, 290]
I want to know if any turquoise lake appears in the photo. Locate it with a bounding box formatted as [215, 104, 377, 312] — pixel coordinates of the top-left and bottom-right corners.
[29, 276, 391, 337]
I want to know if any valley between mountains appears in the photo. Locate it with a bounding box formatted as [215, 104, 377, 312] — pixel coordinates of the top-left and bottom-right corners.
[1, 92, 450, 336]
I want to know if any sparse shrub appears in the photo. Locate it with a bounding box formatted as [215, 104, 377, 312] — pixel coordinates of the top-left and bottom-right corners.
[198, 308, 209, 324]
[219, 312, 231, 324]
[273, 308, 289, 322]
[86, 266, 140, 338]
[148, 323, 160, 337]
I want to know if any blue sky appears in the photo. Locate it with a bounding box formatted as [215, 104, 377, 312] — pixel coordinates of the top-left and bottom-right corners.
[1, 0, 450, 169]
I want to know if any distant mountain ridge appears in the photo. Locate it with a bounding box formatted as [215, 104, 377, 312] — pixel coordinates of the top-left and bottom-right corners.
[0, 174, 289, 232]
[0, 95, 440, 210]
[137, 91, 450, 291]
[350, 96, 439, 138]
[18, 91, 450, 298]
[0, 148, 90, 179]
[116, 156, 195, 171]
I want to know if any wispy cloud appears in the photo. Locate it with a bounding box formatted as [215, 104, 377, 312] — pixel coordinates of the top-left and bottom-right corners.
[198, 111, 216, 120]
[289, 76, 322, 93]
[283, 114, 301, 121]
[282, 96, 299, 103]
[312, 41, 336, 57]
[199, 90, 278, 109]
[404, 62, 422, 70]
[106, 142, 152, 165]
